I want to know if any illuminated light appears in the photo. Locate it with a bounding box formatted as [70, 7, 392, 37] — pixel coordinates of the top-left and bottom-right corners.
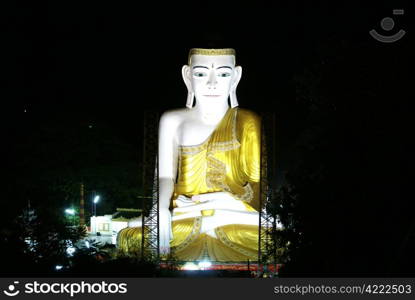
[182, 262, 199, 270]
[55, 265, 63, 270]
[66, 246, 76, 256]
[85, 241, 90, 248]
[198, 261, 212, 269]
[65, 208, 75, 215]
[93, 196, 100, 204]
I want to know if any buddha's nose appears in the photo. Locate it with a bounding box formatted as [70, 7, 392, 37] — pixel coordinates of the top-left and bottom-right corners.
[207, 71, 217, 89]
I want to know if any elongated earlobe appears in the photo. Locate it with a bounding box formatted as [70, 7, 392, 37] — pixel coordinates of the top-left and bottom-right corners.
[186, 92, 195, 108]
[230, 66, 242, 108]
[182, 65, 194, 108]
[230, 89, 238, 108]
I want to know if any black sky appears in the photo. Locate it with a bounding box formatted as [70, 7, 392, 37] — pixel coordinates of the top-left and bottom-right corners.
[2, 0, 413, 274]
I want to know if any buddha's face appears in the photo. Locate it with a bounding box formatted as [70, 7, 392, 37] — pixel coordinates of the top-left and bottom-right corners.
[183, 54, 242, 105]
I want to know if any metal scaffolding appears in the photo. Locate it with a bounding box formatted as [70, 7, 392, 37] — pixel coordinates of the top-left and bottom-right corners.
[258, 111, 279, 271]
[141, 110, 160, 262]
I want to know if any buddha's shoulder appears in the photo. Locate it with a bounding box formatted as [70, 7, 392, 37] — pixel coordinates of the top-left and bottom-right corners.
[159, 108, 191, 125]
[237, 108, 261, 124]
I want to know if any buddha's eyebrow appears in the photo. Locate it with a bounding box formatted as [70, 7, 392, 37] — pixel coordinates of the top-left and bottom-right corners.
[216, 66, 233, 70]
[192, 65, 209, 69]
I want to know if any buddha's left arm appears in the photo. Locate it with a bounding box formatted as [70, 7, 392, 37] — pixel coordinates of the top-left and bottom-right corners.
[238, 110, 262, 211]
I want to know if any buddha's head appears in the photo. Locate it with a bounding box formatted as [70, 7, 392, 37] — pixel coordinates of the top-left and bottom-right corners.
[182, 48, 242, 108]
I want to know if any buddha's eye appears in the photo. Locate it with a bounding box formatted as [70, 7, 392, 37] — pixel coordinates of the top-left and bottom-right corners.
[194, 72, 207, 77]
[218, 73, 231, 78]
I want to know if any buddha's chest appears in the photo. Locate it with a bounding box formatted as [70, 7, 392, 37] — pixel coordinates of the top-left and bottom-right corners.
[178, 120, 217, 146]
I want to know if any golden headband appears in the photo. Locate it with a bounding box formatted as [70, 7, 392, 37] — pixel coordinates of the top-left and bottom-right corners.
[188, 48, 236, 65]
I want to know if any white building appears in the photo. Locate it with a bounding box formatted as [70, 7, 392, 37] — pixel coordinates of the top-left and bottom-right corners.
[90, 214, 113, 235]
[89, 211, 136, 245]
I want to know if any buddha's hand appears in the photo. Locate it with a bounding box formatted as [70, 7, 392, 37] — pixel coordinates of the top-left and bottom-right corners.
[174, 192, 244, 213]
[175, 195, 196, 207]
[192, 192, 238, 204]
[159, 208, 173, 255]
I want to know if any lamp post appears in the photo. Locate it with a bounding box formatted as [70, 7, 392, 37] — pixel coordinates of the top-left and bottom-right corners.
[92, 195, 100, 235]
[93, 195, 100, 216]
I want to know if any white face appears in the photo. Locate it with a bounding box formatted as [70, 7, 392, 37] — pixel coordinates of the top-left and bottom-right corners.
[190, 55, 236, 104]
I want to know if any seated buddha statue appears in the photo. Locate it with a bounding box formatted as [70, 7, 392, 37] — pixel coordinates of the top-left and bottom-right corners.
[117, 48, 279, 262]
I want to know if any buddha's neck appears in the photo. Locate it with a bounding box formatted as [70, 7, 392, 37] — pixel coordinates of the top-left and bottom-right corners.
[194, 99, 229, 125]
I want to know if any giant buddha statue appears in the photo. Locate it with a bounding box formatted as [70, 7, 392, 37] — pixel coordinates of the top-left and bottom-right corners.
[118, 48, 273, 262]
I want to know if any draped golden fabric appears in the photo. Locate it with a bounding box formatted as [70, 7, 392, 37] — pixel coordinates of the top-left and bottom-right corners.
[118, 108, 262, 261]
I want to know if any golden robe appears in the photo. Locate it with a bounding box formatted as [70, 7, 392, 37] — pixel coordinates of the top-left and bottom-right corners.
[118, 108, 262, 261]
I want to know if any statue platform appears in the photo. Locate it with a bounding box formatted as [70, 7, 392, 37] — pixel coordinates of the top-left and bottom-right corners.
[159, 261, 283, 273]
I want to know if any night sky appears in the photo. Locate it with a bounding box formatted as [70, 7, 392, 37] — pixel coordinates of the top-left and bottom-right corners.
[2, 0, 412, 275]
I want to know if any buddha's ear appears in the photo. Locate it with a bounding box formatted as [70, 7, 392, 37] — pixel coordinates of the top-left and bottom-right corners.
[230, 66, 242, 108]
[182, 65, 192, 90]
[232, 66, 242, 90]
[182, 65, 194, 108]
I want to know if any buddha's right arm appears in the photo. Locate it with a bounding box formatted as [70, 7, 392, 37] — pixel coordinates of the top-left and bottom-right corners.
[158, 111, 180, 210]
[157, 112, 180, 251]
[158, 177, 174, 210]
